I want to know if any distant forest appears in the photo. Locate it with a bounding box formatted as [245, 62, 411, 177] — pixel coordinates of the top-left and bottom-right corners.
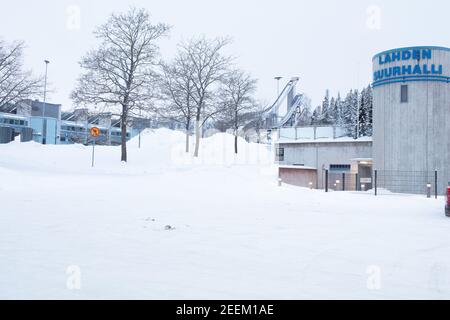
[307, 86, 373, 138]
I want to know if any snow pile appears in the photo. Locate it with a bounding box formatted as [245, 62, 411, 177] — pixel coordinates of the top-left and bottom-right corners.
[0, 129, 274, 175]
[170, 132, 273, 167]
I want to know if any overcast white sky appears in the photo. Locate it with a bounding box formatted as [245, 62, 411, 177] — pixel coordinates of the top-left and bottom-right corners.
[1, 0, 450, 110]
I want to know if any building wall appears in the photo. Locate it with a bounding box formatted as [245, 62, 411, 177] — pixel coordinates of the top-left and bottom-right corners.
[373, 47, 450, 194]
[30, 100, 61, 120]
[0, 127, 14, 143]
[279, 168, 317, 188]
[278, 141, 373, 188]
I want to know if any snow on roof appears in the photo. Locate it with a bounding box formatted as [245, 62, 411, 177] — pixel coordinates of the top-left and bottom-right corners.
[0, 112, 29, 120]
[350, 158, 373, 162]
[279, 165, 317, 170]
[276, 136, 373, 145]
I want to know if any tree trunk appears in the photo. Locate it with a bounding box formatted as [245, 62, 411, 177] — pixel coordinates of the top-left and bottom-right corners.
[185, 128, 190, 153]
[121, 107, 127, 162]
[194, 117, 200, 157]
[234, 111, 238, 154]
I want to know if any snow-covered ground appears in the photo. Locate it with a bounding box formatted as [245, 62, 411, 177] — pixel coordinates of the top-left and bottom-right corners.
[0, 129, 449, 299]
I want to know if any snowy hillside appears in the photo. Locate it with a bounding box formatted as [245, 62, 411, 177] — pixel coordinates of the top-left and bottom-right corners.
[0, 130, 449, 299]
[0, 129, 273, 174]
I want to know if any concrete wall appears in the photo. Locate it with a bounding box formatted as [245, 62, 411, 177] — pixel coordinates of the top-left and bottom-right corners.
[279, 168, 317, 188]
[277, 141, 373, 189]
[20, 127, 33, 142]
[373, 47, 450, 194]
[0, 127, 14, 143]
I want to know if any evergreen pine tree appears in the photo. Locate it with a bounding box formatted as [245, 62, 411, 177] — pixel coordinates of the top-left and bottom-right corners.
[358, 87, 367, 137]
[365, 85, 373, 136]
[320, 89, 330, 124]
[335, 92, 344, 127]
[342, 90, 358, 138]
[310, 106, 322, 125]
[358, 86, 374, 137]
[329, 97, 336, 124]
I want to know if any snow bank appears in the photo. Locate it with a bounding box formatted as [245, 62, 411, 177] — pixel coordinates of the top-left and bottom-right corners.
[0, 129, 274, 175]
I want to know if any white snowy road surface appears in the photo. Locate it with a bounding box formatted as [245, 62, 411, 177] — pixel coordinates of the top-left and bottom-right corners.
[0, 129, 449, 299]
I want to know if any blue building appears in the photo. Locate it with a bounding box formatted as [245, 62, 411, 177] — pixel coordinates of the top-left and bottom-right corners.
[0, 100, 136, 145]
[0, 102, 33, 143]
[28, 100, 61, 144]
[59, 109, 132, 145]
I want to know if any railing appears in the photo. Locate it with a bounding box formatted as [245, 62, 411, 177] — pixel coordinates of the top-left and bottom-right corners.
[323, 169, 440, 197]
[324, 171, 370, 192]
[374, 170, 438, 197]
[277, 126, 356, 141]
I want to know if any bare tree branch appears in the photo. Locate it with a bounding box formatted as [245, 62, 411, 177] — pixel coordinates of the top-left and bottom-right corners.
[71, 7, 170, 162]
[0, 40, 43, 108]
[217, 69, 257, 153]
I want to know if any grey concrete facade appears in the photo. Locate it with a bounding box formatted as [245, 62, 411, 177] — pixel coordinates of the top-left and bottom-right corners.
[277, 140, 373, 189]
[373, 46, 450, 194]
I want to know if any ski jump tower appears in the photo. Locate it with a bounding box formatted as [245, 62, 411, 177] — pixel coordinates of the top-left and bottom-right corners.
[264, 77, 303, 129]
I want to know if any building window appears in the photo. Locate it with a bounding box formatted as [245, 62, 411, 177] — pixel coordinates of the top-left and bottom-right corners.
[400, 85, 408, 103]
[330, 164, 351, 172]
[276, 148, 285, 162]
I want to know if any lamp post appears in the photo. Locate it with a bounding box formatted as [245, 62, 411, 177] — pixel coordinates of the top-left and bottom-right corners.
[42, 60, 50, 144]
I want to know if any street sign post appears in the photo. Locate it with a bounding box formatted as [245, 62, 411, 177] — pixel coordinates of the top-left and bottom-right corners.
[90, 127, 100, 167]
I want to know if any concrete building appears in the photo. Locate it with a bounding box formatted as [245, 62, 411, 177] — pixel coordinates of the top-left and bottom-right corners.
[275, 46, 450, 195]
[275, 126, 373, 190]
[373, 46, 450, 194]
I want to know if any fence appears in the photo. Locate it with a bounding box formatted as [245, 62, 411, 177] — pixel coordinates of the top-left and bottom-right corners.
[324, 171, 372, 192]
[374, 170, 438, 197]
[324, 169, 439, 197]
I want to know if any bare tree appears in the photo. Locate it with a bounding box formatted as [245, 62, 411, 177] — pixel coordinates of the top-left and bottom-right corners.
[252, 103, 269, 144]
[220, 70, 257, 154]
[293, 95, 312, 126]
[0, 40, 42, 108]
[242, 101, 270, 144]
[158, 52, 196, 153]
[71, 8, 170, 162]
[179, 37, 232, 157]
